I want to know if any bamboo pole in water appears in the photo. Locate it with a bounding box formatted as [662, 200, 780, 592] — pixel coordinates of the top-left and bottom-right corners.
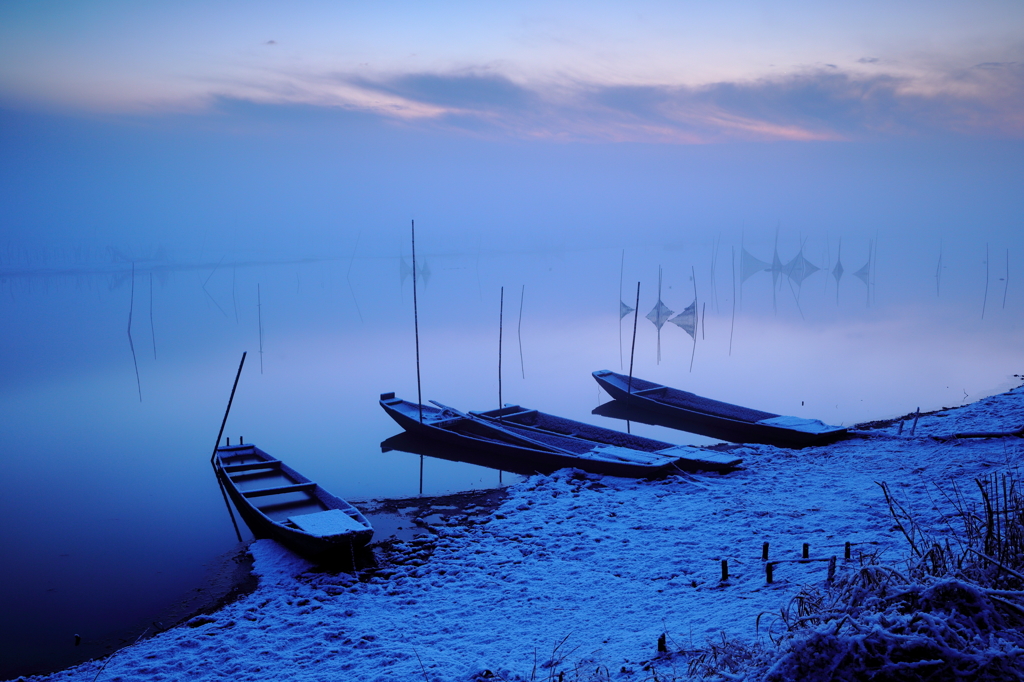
[1004, 248, 1009, 309]
[128, 262, 142, 402]
[627, 281, 640, 399]
[518, 284, 525, 380]
[257, 284, 264, 374]
[982, 242, 990, 320]
[412, 220, 423, 423]
[729, 246, 736, 356]
[689, 265, 698, 372]
[498, 286, 504, 420]
[619, 249, 625, 370]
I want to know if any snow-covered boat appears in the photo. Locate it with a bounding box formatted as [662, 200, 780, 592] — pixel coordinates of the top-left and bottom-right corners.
[471, 404, 741, 473]
[592, 369, 847, 448]
[214, 442, 373, 562]
[380, 393, 736, 476]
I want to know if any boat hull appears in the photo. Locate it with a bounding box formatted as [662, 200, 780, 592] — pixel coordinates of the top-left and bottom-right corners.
[380, 395, 685, 478]
[592, 370, 847, 448]
[214, 444, 373, 564]
[472, 404, 741, 473]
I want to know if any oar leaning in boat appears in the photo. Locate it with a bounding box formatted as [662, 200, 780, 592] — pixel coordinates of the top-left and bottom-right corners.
[429, 400, 579, 456]
[431, 400, 666, 466]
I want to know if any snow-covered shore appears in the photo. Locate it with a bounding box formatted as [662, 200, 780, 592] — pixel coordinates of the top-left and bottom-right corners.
[19, 385, 1024, 682]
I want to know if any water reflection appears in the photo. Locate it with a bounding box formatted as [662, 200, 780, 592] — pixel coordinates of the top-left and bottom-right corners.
[0, 236, 1021, 677]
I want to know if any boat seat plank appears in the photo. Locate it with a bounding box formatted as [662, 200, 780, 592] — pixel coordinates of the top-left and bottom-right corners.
[289, 509, 367, 536]
[222, 460, 282, 473]
[241, 482, 317, 498]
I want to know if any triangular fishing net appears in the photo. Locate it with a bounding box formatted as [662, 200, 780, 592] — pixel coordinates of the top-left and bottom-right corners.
[832, 258, 844, 284]
[771, 247, 784, 288]
[740, 247, 770, 283]
[783, 251, 820, 286]
[854, 257, 870, 285]
[669, 300, 697, 339]
[646, 299, 674, 330]
[620, 300, 635, 319]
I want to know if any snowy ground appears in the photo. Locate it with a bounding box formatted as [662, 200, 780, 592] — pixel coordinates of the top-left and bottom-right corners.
[19, 385, 1024, 682]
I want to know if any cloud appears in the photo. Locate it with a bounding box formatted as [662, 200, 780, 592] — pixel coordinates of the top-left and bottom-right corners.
[317, 61, 1024, 143]
[117, 60, 1022, 144]
[352, 72, 538, 111]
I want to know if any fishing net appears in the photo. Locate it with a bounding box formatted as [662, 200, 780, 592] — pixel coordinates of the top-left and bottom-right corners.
[741, 247, 770, 283]
[669, 300, 697, 338]
[646, 299, 674, 329]
[783, 251, 821, 286]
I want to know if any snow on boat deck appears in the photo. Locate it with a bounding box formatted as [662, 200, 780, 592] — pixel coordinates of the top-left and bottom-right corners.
[23, 386, 1024, 682]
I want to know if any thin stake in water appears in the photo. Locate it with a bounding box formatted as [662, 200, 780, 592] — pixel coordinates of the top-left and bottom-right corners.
[518, 284, 525, 379]
[982, 242, 990, 320]
[689, 265, 698, 373]
[1003, 248, 1009, 309]
[257, 284, 264, 374]
[149, 271, 156, 360]
[499, 286, 504, 420]
[627, 281, 640, 398]
[412, 220, 423, 423]
[128, 262, 142, 402]
[619, 249, 626, 370]
[729, 246, 736, 356]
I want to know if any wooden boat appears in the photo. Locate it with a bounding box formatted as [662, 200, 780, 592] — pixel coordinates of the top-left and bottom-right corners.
[471, 404, 741, 473]
[213, 442, 373, 563]
[592, 369, 847, 448]
[380, 392, 737, 476]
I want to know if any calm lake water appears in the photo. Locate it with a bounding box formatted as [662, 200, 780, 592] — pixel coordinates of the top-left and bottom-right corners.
[1, 236, 1021, 677]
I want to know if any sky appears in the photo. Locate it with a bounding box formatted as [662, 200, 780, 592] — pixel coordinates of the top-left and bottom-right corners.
[1, 1, 1022, 258]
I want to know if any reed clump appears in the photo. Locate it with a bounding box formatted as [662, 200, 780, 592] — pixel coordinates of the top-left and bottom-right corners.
[746, 472, 1024, 682]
